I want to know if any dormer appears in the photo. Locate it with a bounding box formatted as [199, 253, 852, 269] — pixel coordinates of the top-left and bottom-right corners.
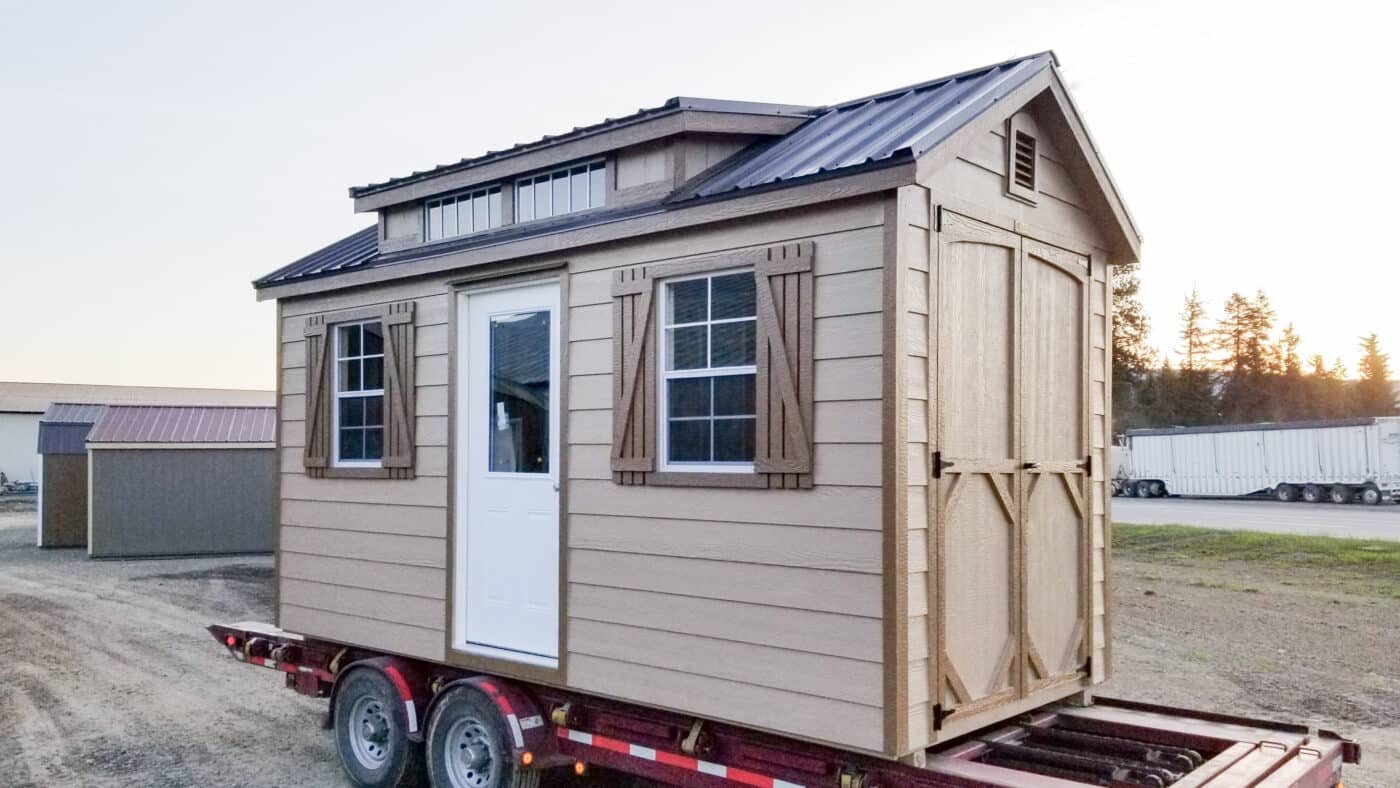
[351, 98, 814, 255]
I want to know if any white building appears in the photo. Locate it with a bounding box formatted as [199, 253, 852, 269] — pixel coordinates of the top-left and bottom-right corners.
[0, 382, 273, 485]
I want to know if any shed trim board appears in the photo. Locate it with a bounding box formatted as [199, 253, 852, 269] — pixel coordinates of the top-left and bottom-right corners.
[264, 53, 1132, 759]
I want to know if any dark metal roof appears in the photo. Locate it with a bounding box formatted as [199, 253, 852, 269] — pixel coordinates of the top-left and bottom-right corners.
[1126, 417, 1392, 438]
[690, 52, 1054, 198]
[40, 402, 108, 424]
[87, 406, 276, 444]
[349, 97, 816, 199]
[261, 52, 1056, 290]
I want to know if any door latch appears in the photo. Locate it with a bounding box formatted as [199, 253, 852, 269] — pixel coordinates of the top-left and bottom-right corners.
[932, 451, 954, 479]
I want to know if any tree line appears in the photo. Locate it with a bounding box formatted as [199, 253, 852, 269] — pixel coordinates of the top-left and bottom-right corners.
[1112, 267, 1397, 433]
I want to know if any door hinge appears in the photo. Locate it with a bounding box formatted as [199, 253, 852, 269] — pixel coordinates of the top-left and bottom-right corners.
[932, 703, 948, 731]
[1082, 656, 1093, 676]
[934, 204, 944, 233]
[932, 451, 954, 479]
[1083, 454, 1093, 476]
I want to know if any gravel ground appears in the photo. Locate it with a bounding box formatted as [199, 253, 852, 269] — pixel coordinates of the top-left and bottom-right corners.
[1, 505, 1394, 786]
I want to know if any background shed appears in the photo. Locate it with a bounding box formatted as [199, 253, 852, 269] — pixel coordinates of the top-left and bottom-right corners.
[36, 403, 106, 547]
[85, 405, 277, 558]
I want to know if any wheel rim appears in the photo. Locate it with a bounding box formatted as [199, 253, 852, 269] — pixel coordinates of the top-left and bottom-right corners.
[1332, 488, 1349, 503]
[1364, 488, 1381, 504]
[444, 716, 499, 788]
[348, 695, 393, 770]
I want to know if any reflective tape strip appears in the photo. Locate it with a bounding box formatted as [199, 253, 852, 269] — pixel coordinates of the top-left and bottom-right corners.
[554, 727, 805, 787]
[478, 680, 524, 748]
[382, 666, 419, 734]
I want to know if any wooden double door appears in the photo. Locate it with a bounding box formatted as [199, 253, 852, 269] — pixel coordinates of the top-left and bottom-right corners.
[929, 210, 1092, 726]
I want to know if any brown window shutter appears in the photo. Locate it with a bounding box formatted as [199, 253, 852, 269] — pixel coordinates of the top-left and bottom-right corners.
[611, 266, 657, 484]
[381, 301, 417, 479]
[302, 315, 331, 477]
[755, 242, 815, 488]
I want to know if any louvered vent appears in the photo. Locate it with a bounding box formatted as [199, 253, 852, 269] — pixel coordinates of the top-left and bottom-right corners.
[1012, 131, 1036, 191]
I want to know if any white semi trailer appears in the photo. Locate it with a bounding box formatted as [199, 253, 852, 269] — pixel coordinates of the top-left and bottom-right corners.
[1118, 416, 1400, 504]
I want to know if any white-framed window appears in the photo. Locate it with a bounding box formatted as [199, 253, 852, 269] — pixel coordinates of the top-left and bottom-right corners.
[515, 160, 605, 223]
[657, 270, 757, 471]
[425, 185, 503, 242]
[334, 320, 385, 465]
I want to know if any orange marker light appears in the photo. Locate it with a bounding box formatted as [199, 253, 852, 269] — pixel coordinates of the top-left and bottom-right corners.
[521, 751, 534, 766]
[574, 761, 587, 776]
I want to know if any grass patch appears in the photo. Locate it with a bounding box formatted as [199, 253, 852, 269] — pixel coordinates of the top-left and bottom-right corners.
[1113, 524, 1400, 573]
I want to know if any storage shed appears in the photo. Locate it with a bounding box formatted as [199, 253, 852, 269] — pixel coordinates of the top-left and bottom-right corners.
[36, 403, 106, 547]
[256, 52, 1140, 758]
[86, 405, 277, 558]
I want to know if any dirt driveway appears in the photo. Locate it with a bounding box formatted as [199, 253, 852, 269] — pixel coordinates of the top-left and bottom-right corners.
[1, 506, 1395, 786]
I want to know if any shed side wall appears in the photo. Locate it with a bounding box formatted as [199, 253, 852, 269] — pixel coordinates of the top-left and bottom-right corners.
[88, 448, 275, 558]
[276, 197, 889, 753]
[40, 453, 87, 548]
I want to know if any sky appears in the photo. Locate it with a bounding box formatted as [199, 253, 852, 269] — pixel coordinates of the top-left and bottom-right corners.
[1, 0, 1393, 390]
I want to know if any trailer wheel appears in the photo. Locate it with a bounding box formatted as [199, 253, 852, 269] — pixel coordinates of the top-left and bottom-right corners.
[1275, 485, 1297, 503]
[1329, 485, 1352, 505]
[1301, 484, 1323, 503]
[1134, 480, 1152, 498]
[1361, 485, 1382, 505]
[1148, 480, 1166, 497]
[334, 668, 422, 788]
[425, 686, 539, 788]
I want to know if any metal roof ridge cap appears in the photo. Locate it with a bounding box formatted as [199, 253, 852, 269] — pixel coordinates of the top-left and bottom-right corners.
[825, 51, 1055, 111]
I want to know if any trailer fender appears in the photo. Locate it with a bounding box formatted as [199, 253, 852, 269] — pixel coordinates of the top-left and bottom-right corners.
[329, 657, 429, 742]
[424, 676, 555, 761]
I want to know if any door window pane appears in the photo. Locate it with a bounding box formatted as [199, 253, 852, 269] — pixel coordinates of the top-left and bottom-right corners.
[489, 310, 551, 473]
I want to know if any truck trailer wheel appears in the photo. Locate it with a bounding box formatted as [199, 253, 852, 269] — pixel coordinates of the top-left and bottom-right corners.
[1301, 484, 1323, 503]
[425, 686, 539, 788]
[333, 668, 423, 788]
[1134, 480, 1152, 498]
[1329, 485, 1352, 504]
[1275, 485, 1297, 503]
[1361, 485, 1382, 505]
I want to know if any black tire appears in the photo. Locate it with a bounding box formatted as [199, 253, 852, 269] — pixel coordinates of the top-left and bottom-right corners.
[1275, 485, 1297, 503]
[1301, 484, 1323, 504]
[1148, 480, 1166, 497]
[1361, 485, 1383, 505]
[425, 686, 540, 788]
[1329, 485, 1352, 505]
[1134, 480, 1152, 498]
[334, 668, 423, 788]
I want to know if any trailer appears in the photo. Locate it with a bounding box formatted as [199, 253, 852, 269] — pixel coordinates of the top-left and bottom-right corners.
[208, 622, 1359, 788]
[1119, 418, 1400, 504]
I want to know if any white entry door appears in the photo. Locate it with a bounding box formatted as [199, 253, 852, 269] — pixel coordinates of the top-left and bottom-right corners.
[455, 281, 561, 666]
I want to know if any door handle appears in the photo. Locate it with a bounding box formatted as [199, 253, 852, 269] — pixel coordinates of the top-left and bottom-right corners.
[552, 481, 560, 492]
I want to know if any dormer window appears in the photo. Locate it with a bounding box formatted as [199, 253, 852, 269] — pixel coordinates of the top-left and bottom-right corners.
[515, 160, 605, 223]
[425, 185, 502, 242]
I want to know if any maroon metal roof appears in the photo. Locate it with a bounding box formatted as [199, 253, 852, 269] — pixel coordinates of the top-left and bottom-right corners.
[86, 406, 276, 445]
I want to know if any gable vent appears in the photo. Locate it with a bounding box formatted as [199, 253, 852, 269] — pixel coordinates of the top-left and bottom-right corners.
[1013, 131, 1036, 190]
[1005, 114, 1039, 204]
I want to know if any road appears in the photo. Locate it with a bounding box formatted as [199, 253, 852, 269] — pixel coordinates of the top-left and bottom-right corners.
[1113, 495, 1400, 540]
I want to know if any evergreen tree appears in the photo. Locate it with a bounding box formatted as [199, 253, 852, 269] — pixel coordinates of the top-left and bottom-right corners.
[1273, 323, 1304, 420]
[1216, 291, 1276, 423]
[1173, 289, 1218, 425]
[1111, 265, 1154, 432]
[1355, 333, 1397, 416]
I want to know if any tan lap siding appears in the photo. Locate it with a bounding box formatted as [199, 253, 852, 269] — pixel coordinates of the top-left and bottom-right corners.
[277, 289, 450, 662]
[564, 202, 887, 752]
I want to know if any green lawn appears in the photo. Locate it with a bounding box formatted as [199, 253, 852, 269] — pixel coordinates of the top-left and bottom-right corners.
[1113, 524, 1400, 579]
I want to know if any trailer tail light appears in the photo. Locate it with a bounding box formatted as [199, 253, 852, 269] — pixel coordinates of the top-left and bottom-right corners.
[225, 636, 236, 647]
[574, 761, 587, 776]
[521, 751, 533, 766]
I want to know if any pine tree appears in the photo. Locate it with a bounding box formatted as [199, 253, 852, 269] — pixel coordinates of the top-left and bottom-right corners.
[1111, 265, 1154, 431]
[1273, 323, 1304, 420]
[1179, 288, 1209, 371]
[1216, 291, 1276, 423]
[1355, 333, 1397, 416]
[1172, 288, 1218, 426]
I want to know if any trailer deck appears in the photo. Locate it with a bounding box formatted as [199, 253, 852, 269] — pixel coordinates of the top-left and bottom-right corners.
[210, 622, 1359, 787]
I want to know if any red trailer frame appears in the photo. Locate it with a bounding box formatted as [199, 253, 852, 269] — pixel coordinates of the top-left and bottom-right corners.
[210, 622, 1359, 788]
